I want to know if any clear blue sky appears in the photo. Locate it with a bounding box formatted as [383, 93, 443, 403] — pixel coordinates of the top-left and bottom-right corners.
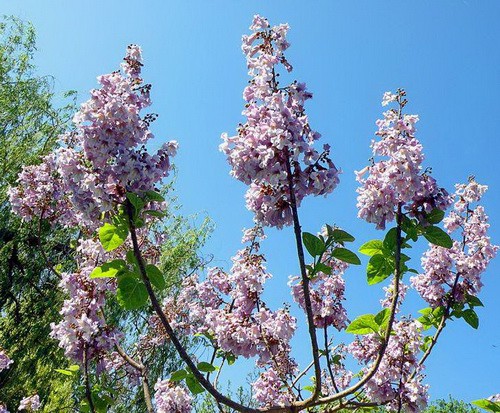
[4, 0, 499, 403]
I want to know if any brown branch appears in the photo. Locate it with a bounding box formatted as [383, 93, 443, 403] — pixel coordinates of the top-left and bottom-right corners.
[283, 149, 322, 405]
[83, 345, 96, 413]
[124, 200, 272, 413]
[114, 344, 154, 413]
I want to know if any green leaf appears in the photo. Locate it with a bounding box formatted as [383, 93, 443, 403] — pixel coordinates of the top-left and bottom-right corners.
[226, 353, 236, 365]
[126, 249, 137, 263]
[330, 229, 355, 243]
[143, 209, 165, 218]
[98, 222, 128, 251]
[92, 392, 109, 413]
[401, 216, 418, 241]
[116, 274, 148, 310]
[462, 308, 479, 329]
[302, 232, 325, 257]
[466, 294, 484, 308]
[367, 254, 394, 285]
[143, 190, 165, 203]
[420, 335, 433, 351]
[170, 369, 188, 382]
[314, 262, 332, 275]
[126, 192, 145, 216]
[90, 259, 127, 279]
[55, 368, 74, 376]
[346, 314, 380, 335]
[302, 385, 316, 392]
[425, 208, 445, 225]
[424, 226, 453, 248]
[80, 401, 91, 413]
[383, 228, 398, 251]
[197, 362, 216, 373]
[359, 240, 384, 257]
[374, 308, 391, 329]
[68, 364, 80, 372]
[331, 247, 361, 265]
[146, 264, 166, 291]
[185, 376, 205, 395]
[472, 399, 500, 412]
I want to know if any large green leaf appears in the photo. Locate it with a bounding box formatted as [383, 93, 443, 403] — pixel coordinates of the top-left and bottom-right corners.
[98, 222, 128, 251]
[331, 247, 361, 265]
[90, 259, 127, 278]
[185, 376, 205, 395]
[116, 274, 148, 310]
[367, 254, 394, 285]
[359, 240, 384, 256]
[302, 232, 325, 257]
[330, 228, 355, 243]
[146, 264, 166, 290]
[346, 314, 379, 335]
[170, 369, 188, 382]
[425, 208, 445, 225]
[462, 308, 479, 329]
[472, 399, 500, 412]
[197, 362, 216, 373]
[143, 190, 165, 203]
[424, 226, 453, 248]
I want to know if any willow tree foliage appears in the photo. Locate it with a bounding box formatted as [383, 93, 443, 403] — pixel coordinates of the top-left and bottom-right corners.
[0, 15, 76, 411]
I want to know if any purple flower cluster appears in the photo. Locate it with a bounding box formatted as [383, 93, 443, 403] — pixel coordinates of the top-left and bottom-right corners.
[18, 395, 40, 412]
[154, 380, 192, 413]
[9, 46, 175, 370]
[220, 15, 339, 228]
[50, 239, 119, 364]
[0, 350, 13, 372]
[356, 90, 451, 229]
[7, 153, 75, 225]
[154, 227, 297, 407]
[349, 319, 428, 412]
[290, 228, 349, 329]
[9, 44, 177, 231]
[411, 178, 498, 306]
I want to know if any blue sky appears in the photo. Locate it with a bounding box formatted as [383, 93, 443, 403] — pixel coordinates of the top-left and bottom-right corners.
[3, 0, 500, 404]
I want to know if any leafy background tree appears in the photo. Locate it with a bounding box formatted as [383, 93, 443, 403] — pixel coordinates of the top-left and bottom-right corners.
[0, 14, 77, 411]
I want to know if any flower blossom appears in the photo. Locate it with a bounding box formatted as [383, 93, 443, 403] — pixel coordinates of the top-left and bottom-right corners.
[154, 380, 192, 413]
[0, 350, 13, 372]
[411, 178, 498, 307]
[356, 89, 451, 229]
[152, 226, 297, 407]
[9, 44, 176, 231]
[18, 395, 40, 412]
[10, 45, 176, 372]
[290, 227, 349, 329]
[221, 15, 339, 228]
[348, 319, 428, 412]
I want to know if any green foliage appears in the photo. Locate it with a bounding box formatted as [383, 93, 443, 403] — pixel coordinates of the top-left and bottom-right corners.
[0, 15, 76, 411]
[426, 398, 481, 413]
[98, 222, 129, 252]
[423, 226, 453, 249]
[346, 308, 390, 335]
[472, 399, 500, 412]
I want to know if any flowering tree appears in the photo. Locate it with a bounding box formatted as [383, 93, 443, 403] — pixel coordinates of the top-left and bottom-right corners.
[7, 14, 498, 413]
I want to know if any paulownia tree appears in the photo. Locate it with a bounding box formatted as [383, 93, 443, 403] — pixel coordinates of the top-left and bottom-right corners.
[5, 14, 499, 413]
